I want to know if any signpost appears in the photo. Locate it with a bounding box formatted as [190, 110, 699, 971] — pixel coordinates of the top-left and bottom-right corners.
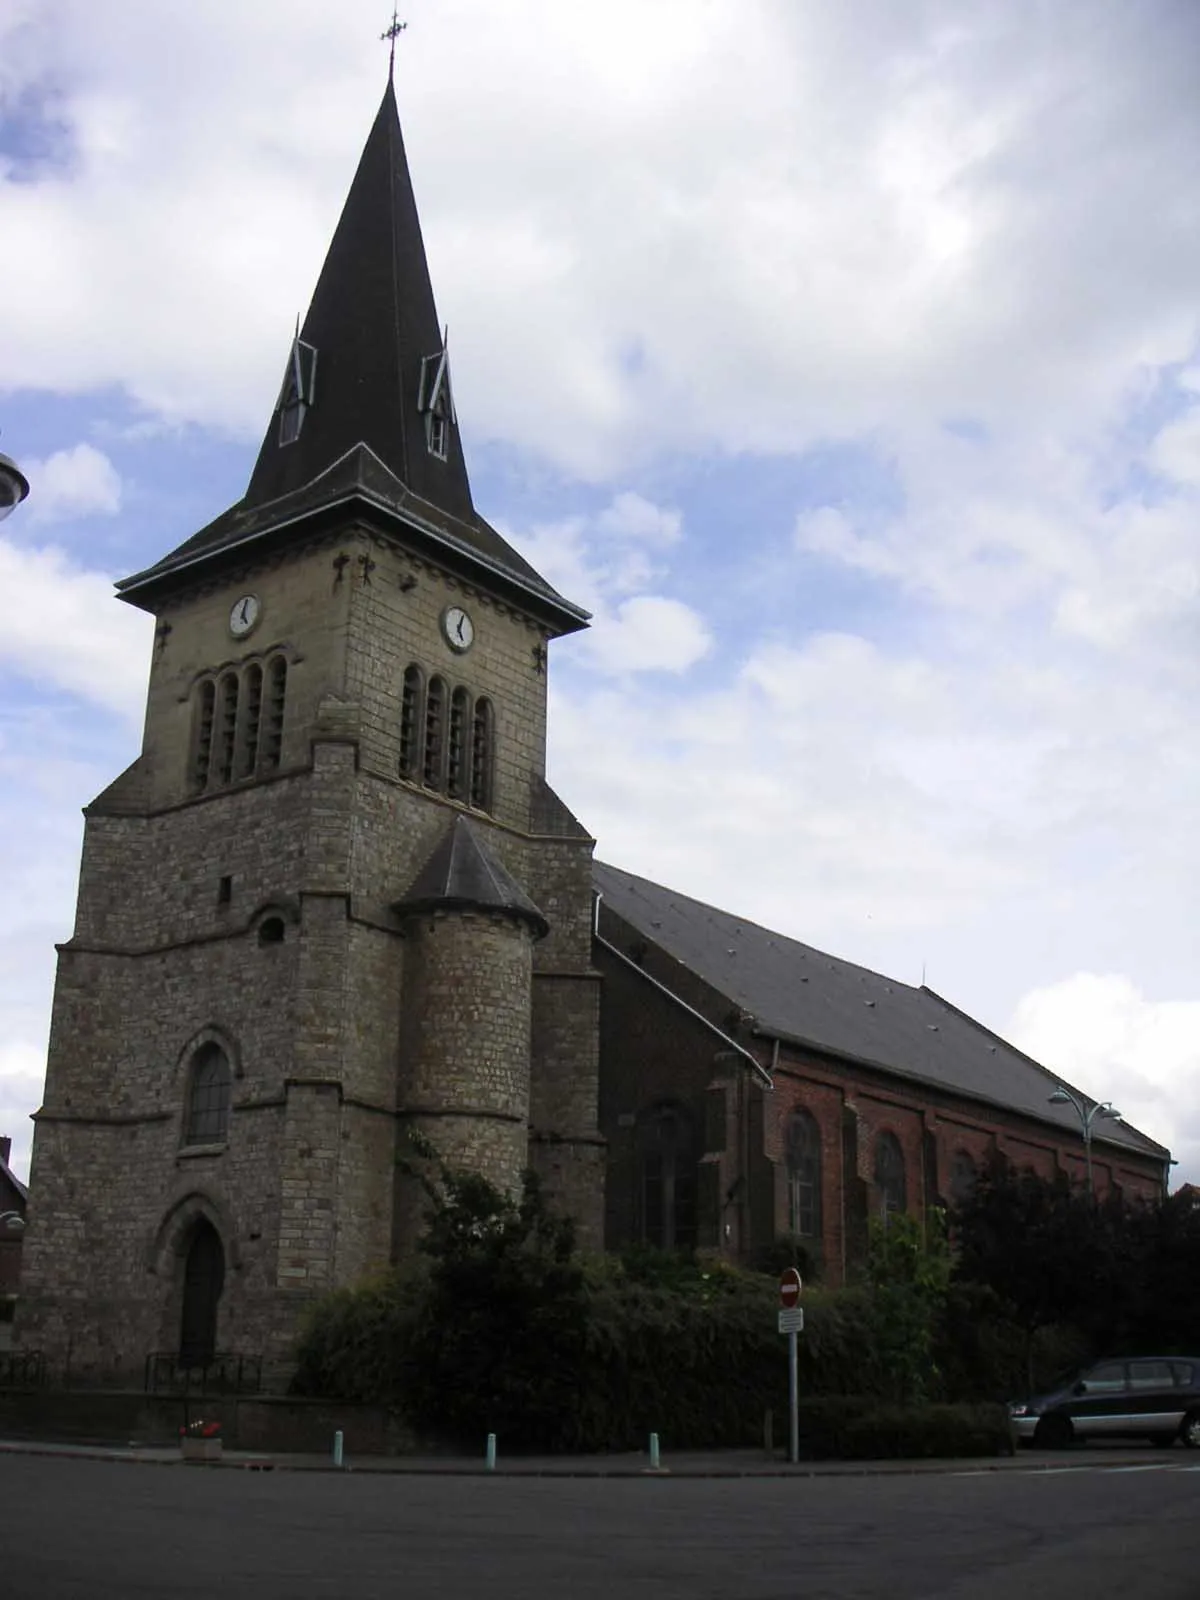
[779, 1268, 803, 1464]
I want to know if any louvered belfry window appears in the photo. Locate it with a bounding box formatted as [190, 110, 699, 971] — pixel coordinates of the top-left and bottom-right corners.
[215, 672, 239, 786]
[188, 654, 287, 794]
[447, 686, 469, 799]
[262, 657, 287, 771]
[190, 680, 216, 794]
[400, 664, 424, 778]
[470, 697, 494, 812]
[399, 664, 494, 815]
[424, 676, 447, 788]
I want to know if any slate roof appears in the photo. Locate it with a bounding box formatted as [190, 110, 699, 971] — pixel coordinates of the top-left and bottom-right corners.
[395, 816, 549, 938]
[117, 82, 587, 635]
[0, 1149, 28, 1206]
[593, 861, 1167, 1162]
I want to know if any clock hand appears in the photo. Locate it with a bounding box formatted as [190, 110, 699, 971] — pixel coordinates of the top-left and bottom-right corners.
[239, 599, 250, 623]
[456, 616, 466, 640]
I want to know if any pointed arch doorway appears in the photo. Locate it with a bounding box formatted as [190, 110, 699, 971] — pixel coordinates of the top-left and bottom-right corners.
[179, 1220, 224, 1367]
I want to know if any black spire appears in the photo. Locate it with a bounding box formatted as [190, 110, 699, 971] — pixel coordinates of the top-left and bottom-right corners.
[118, 78, 588, 635]
[244, 80, 472, 522]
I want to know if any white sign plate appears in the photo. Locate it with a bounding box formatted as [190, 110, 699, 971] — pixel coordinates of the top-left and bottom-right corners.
[778, 1307, 805, 1334]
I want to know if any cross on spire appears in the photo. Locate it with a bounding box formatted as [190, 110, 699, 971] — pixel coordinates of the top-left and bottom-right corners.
[381, 9, 406, 77]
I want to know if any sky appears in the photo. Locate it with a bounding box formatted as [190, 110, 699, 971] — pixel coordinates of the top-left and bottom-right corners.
[0, 0, 1197, 1189]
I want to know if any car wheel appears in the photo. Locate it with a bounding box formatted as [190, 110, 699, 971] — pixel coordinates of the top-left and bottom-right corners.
[1180, 1412, 1200, 1449]
[1034, 1414, 1074, 1450]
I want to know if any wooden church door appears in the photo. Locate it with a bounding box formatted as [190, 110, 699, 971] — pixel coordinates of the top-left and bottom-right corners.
[179, 1220, 224, 1366]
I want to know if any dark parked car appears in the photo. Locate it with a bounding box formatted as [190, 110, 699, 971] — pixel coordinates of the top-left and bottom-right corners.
[1010, 1357, 1200, 1448]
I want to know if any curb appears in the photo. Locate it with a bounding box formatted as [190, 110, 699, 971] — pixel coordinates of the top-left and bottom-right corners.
[0, 1438, 1176, 1479]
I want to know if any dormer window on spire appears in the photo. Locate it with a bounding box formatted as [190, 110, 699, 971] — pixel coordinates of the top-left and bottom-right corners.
[418, 343, 455, 461]
[278, 336, 318, 446]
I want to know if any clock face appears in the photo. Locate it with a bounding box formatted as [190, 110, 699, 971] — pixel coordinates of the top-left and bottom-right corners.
[229, 594, 261, 638]
[442, 604, 475, 653]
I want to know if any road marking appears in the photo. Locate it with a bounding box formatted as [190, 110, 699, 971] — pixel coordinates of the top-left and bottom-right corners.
[1106, 1464, 1173, 1473]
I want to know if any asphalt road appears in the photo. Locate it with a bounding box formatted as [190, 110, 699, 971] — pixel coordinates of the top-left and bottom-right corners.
[4, 1455, 1200, 1599]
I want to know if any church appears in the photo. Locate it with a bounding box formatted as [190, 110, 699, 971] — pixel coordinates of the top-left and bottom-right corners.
[16, 77, 1169, 1386]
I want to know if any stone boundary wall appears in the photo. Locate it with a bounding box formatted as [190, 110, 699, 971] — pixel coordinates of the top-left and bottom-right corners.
[0, 1388, 409, 1454]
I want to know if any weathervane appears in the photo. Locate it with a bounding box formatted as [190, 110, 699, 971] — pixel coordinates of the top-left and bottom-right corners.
[381, 9, 407, 76]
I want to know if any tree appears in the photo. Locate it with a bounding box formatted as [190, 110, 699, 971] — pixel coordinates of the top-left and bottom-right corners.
[859, 1211, 952, 1403]
[399, 1137, 590, 1448]
[951, 1164, 1128, 1379]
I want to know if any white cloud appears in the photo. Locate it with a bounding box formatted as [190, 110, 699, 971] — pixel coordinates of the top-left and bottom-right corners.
[0, 537, 152, 717]
[3, 0, 1200, 1193]
[23, 443, 122, 525]
[596, 492, 682, 546]
[584, 596, 711, 675]
[1009, 974, 1200, 1185]
[2, 3, 1199, 473]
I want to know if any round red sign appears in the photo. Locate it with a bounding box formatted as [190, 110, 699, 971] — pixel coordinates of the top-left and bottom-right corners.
[779, 1267, 802, 1308]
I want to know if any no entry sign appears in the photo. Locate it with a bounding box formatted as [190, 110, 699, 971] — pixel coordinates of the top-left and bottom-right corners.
[779, 1267, 802, 1309]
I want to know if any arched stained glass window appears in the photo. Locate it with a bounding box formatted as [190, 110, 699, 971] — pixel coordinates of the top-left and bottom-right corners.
[786, 1110, 822, 1239]
[875, 1131, 907, 1219]
[184, 1042, 233, 1147]
[641, 1104, 697, 1251]
[949, 1149, 978, 1205]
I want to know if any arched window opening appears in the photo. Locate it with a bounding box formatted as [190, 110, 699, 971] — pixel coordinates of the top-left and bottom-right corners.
[641, 1105, 697, 1251]
[184, 1042, 233, 1147]
[447, 686, 470, 800]
[786, 1110, 822, 1239]
[261, 656, 287, 772]
[949, 1149, 978, 1206]
[215, 673, 239, 786]
[875, 1132, 907, 1220]
[424, 676, 447, 789]
[470, 697, 494, 812]
[237, 662, 263, 780]
[190, 679, 216, 794]
[257, 916, 286, 945]
[179, 1220, 225, 1368]
[400, 664, 424, 779]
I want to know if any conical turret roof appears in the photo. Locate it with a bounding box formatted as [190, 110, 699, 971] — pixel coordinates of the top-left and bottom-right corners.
[394, 816, 549, 939]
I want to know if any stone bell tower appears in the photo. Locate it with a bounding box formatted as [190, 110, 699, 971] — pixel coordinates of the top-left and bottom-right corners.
[18, 75, 604, 1382]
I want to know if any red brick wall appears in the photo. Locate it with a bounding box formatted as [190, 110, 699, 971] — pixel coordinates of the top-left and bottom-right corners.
[596, 910, 1169, 1284]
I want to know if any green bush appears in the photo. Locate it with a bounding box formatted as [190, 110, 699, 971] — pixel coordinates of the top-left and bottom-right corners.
[292, 1144, 1024, 1454]
[839, 1402, 1014, 1460]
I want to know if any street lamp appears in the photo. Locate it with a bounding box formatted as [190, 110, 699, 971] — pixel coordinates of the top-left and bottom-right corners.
[1048, 1087, 1122, 1197]
[0, 451, 30, 521]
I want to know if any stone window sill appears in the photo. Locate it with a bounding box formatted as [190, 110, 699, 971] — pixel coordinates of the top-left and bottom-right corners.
[177, 1143, 227, 1161]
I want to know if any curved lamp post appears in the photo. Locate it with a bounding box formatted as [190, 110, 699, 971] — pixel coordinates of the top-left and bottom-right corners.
[0, 451, 30, 521]
[1048, 1086, 1122, 1197]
